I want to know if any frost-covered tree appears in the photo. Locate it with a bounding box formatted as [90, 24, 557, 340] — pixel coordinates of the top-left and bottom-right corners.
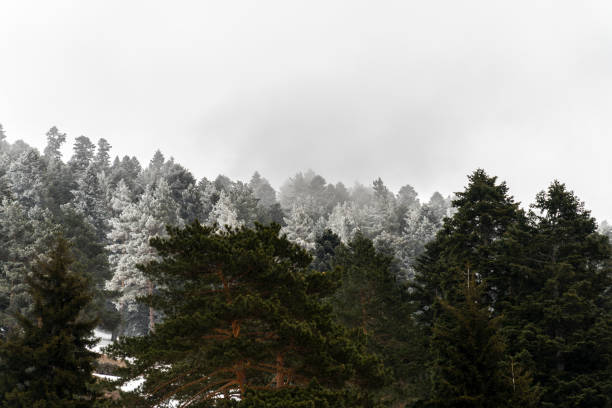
[7, 148, 45, 208]
[94, 137, 112, 171]
[280, 170, 334, 220]
[106, 179, 182, 335]
[282, 203, 318, 250]
[249, 171, 277, 208]
[109, 155, 142, 192]
[109, 179, 133, 217]
[63, 163, 110, 239]
[69, 135, 96, 177]
[207, 190, 243, 229]
[0, 199, 58, 330]
[42, 126, 66, 163]
[327, 201, 360, 243]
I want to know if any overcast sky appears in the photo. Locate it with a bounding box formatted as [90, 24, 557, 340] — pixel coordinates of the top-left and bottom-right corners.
[2, 1, 612, 220]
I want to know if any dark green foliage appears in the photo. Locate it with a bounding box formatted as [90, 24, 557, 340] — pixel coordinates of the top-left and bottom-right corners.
[0, 236, 98, 407]
[108, 222, 386, 407]
[411, 169, 525, 325]
[69, 135, 96, 176]
[419, 279, 540, 408]
[330, 233, 420, 406]
[503, 181, 612, 407]
[57, 208, 119, 332]
[311, 229, 342, 272]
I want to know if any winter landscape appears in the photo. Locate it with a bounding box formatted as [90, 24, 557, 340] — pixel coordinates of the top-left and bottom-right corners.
[2, 1, 612, 407]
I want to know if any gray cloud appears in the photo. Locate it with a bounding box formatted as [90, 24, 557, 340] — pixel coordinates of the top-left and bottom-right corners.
[1, 0, 612, 219]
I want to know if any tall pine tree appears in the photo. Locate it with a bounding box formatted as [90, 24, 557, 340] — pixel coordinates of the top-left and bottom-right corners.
[0, 236, 98, 407]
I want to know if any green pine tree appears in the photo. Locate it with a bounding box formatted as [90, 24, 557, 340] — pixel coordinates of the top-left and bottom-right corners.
[107, 222, 387, 407]
[504, 181, 612, 407]
[419, 275, 540, 408]
[0, 236, 98, 407]
[330, 232, 424, 406]
[411, 169, 525, 325]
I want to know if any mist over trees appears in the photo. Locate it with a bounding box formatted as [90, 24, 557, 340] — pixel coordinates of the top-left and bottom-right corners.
[0, 125, 611, 407]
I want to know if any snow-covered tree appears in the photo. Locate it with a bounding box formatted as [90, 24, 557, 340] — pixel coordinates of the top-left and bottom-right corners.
[69, 135, 96, 178]
[63, 163, 110, 239]
[282, 203, 317, 250]
[207, 190, 243, 229]
[106, 179, 182, 334]
[327, 201, 360, 243]
[7, 149, 45, 208]
[42, 126, 66, 163]
[0, 199, 58, 329]
[249, 171, 277, 208]
[94, 138, 112, 171]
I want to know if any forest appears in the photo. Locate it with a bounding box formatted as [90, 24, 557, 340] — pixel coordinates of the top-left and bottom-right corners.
[0, 125, 611, 407]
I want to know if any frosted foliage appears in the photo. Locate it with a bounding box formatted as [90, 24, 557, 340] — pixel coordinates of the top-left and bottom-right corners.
[207, 190, 243, 229]
[106, 179, 183, 309]
[403, 206, 440, 258]
[0, 199, 59, 318]
[8, 149, 44, 208]
[110, 180, 133, 215]
[249, 171, 277, 208]
[63, 163, 110, 234]
[281, 203, 317, 250]
[279, 170, 330, 219]
[327, 202, 360, 243]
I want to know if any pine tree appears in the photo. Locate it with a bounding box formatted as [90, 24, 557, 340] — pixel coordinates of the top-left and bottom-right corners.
[282, 203, 317, 250]
[43, 126, 67, 163]
[7, 148, 45, 208]
[107, 222, 387, 407]
[69, 135, 96, 177]
[411, 169, 525, 325]
[106, 179, 182, 335]
[419, 277, 540, 408]
[504, 181, 612, 407]
[207, 190, 243, 229]
[94, 138, 112, 171]
[249, 171, 277, 208]
[0, 236, 98, 407]
[0, 199, 58, 330]
[330, 233, 418, 405]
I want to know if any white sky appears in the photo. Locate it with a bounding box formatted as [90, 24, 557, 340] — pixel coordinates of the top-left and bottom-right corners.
[1, 1, 612, 220]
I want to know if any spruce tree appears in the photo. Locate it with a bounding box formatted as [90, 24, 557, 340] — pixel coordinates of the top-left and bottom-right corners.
[419, 277, 540, 408]
[107, 222, 387, 407]
[411, 169, 525, 325]
[330, 233, 421, 406]
[0, 236, 98, 407]
[505, 181, 612, 407]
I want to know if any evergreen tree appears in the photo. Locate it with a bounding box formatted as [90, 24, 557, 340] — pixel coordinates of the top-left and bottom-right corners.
[107, 222, 387, 407]
[43, 126, 67, 163]
[8, 148, 45, 208]
[330, 233, 418, 406]
[504, 182, 612, 407]
[94, 138, 112, 171]
[418, 277, 540, 408]
[106, 179, 182, 335]
[411, 169, 524, 324]
[282, 203, 317, 250]
[69, 136, 96, 177]
[207, 190, 243, 229]
[0, 236, 98, 407]
[0, 199, 58, 330]
[249, 171, 277, 208]
[327, 202, 360, 243]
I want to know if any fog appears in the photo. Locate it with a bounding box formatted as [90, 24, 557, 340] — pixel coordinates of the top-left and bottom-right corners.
[2, 0, 612, 219]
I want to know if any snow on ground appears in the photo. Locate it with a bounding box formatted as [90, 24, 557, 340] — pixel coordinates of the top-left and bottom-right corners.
[90, 328, 113, 353]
